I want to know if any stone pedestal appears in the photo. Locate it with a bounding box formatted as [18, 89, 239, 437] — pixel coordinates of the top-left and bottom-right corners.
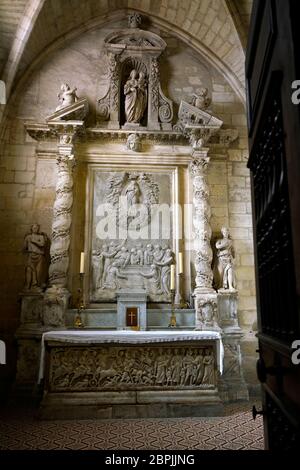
[117, 289, 147, 330]
[217, 290, 240, 331]
[219, 332, 249, 402]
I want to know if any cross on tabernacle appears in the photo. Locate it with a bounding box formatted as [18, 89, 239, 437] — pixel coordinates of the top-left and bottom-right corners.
[128, 311, 136, 325]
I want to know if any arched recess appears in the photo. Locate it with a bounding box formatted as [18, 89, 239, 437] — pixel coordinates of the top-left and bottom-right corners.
[1, 7, 247, 137]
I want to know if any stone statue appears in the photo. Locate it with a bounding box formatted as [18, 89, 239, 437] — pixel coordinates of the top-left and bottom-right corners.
[125, 178, 140, 206]
[155, 248, 174, 295]
[23, 224, 49, 292]
[56, 83, 78, 111]
[215, 227, 236, 291]
[124, 70, 147, 124]
[191, 87, 211, 110]
[126, 133, 141, 151]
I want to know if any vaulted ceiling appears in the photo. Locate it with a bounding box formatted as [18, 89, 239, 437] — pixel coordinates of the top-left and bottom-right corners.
[0, 0, 253, 105]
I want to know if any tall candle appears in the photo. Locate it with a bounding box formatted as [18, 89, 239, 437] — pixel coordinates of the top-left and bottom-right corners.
[170, 264, 175, 290]
[178, 252, 183, 274]
[80, 252, 85, 274]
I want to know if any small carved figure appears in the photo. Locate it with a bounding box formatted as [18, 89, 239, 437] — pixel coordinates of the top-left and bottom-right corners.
[130, 248, 140, 265]
[191, 87, 211, 110]
[140, 264, 162, 294]
[103, 261, 127, 290]
[56, 83, 78, 111]
[144, 243, 154, 265]
[23, 224, 49, 292]
[125, 178, 140, 206]
[126, 133, 141, 151]
[215, 227, 236, 291]
[154, 248, 174, 295]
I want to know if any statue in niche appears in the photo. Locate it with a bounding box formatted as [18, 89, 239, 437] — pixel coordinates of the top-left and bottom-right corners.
[56, 83, 78, 111]
[23, 224, 49, 293]
[215, 227, 236, 291]
[124, 69, 148, 124]
[191, 87, 211, 110]
[154, 248, 174, 295]
[125, 178, 140, 206]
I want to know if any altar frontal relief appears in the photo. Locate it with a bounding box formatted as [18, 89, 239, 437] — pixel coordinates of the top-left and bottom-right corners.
[90, 169, 174, 303]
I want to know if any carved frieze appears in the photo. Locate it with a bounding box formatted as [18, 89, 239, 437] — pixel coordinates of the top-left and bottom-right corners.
[48, 345, 216, 391]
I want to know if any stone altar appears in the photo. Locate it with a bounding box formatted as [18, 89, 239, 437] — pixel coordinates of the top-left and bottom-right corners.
[39, 330, 223, 419]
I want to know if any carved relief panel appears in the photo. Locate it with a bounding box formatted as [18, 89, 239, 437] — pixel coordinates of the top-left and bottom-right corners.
[48, 345, 216, 392]
[87, 167, 175, 303]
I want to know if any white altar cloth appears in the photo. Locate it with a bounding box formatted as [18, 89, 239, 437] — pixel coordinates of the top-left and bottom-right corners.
[38, 330, 224, 382]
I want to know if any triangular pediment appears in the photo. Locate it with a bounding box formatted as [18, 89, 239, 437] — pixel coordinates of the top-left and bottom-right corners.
[104, 29, 167, 52]
[178, 100, 223, 128]
[46, 98, 89, 122]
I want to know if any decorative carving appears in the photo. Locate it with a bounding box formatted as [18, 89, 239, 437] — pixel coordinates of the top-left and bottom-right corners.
[128, 12, 142, 29]
[108, 54, 120, 113]
[97, 90, 110, 121]
[126, 133, 141, 151]
[105, 171, 159, 210]
[43, 286, 70, 327]
[56, 84, 78, 111]
[189, 154, 213, 291]
[49, 345, 216, 391]
[176, 100, 223, 132]
[124, 69, 148, 124]
[94, 242, 174, 298]
[150, 58, 159, 113]
[196, 299, 219, 330]
[191, 88, 211, 110]
[214, 227, 236, 291]
[23, 224, 49, 293]
[158, 84, 173, 123]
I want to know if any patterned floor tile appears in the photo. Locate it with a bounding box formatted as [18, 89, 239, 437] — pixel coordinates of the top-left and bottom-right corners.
[0, 401, 264, 450]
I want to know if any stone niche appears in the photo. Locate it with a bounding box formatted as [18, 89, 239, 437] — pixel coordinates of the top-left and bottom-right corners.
[97, 15, 173, 130]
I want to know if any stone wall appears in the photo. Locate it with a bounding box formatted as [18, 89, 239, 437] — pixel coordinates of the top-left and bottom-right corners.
[0, 18, 258, 394]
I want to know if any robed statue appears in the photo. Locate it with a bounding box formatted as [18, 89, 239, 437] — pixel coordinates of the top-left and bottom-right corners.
[124, 69, 147, 124]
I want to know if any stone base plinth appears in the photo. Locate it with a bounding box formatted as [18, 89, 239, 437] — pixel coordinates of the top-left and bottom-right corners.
[39, 389, 223, 420]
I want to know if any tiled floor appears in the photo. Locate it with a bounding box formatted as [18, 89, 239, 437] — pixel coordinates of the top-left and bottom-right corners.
[0, 402, 264, 450]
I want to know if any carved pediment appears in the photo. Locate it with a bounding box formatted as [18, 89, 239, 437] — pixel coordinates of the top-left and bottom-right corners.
[104, 30, 167, 53]
[177, 100, 223, 128]
[46, 98, 89, 122]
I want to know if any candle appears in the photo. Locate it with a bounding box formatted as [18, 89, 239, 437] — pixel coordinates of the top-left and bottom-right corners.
[80, 252, 85, 274]
[170, 264, 175, 290]
[178, 252, 183, 274]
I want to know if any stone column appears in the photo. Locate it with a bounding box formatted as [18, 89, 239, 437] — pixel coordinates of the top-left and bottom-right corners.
[43, 130, 77, 327]
[189, 148, 219, 331]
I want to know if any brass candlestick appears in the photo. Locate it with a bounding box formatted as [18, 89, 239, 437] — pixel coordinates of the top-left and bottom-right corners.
[74, 273, 85, 328]
[168, 289, 177, 328]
